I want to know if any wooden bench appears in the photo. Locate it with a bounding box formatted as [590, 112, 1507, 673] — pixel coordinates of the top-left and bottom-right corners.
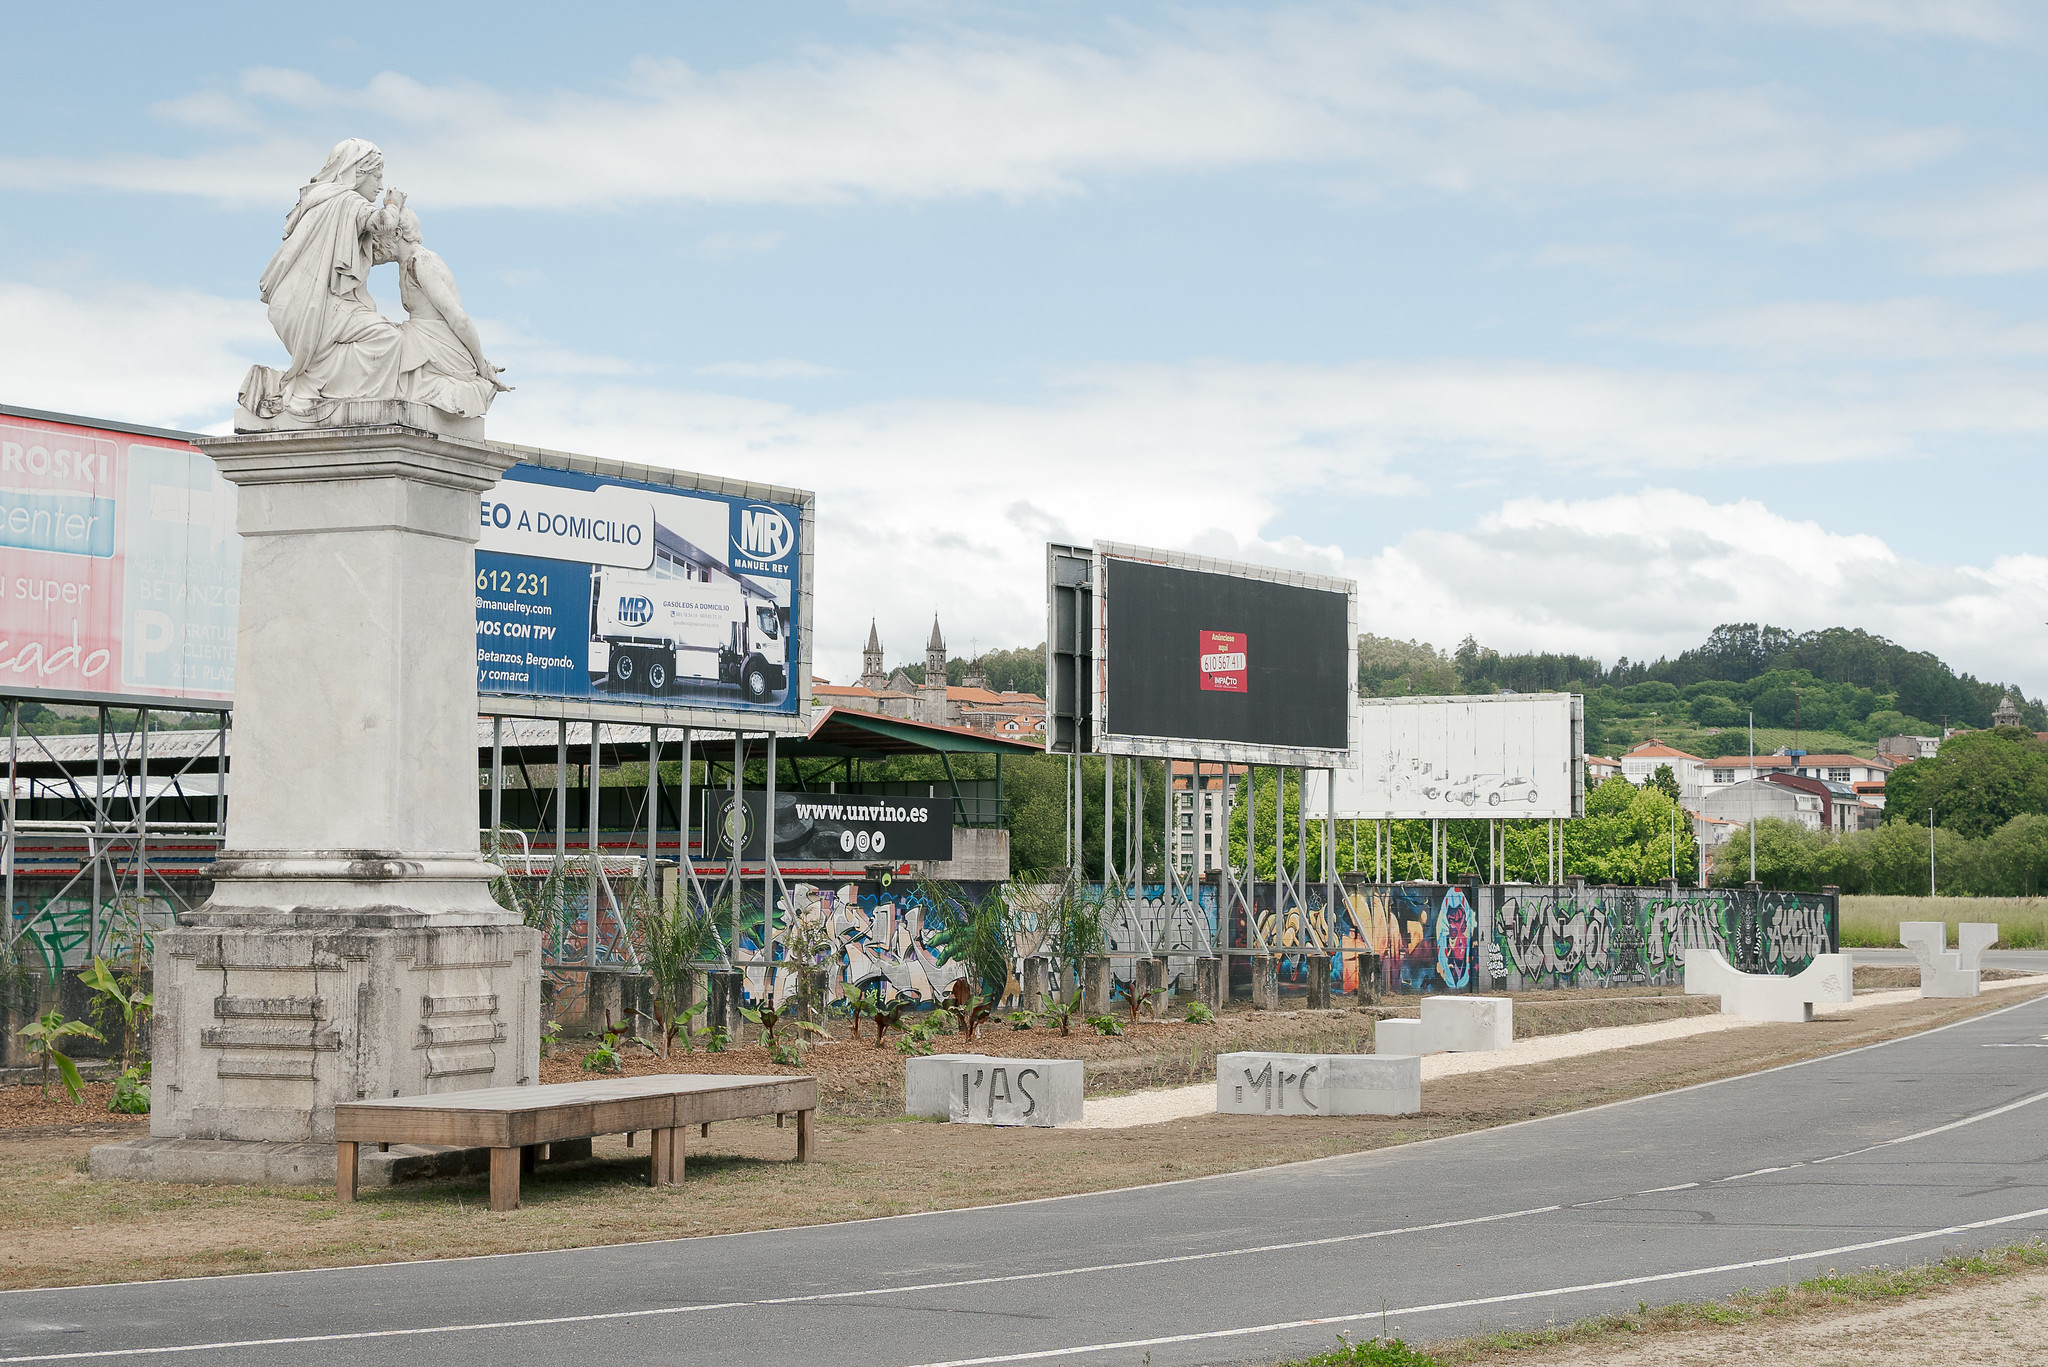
[333, 1073, 817, 1211]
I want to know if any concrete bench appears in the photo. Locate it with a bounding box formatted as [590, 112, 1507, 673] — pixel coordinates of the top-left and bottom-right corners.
[1217, 1052, 1420, 1116]
[904, 1054, 1084, 1126]
[1375, 997, 1513, 1055]
[334, 1073, 817, 1211]
[1901, 922, 1997, 998]
[1683, 947, 1852, 1022]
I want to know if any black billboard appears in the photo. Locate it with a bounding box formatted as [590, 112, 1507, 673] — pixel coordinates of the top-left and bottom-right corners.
[1103, 555, 1349, 754]
[705, 791, 954, 862]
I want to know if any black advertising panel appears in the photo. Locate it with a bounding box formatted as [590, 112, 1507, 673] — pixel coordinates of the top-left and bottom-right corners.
[1103, 554, 1350, 756]
[705, 791, 954, 862]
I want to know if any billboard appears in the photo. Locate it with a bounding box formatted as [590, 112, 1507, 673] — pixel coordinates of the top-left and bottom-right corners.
[0, 406, 238, 709]
[1308, 693, 1585, 819]
[1090, 542, 1355, 766]
[476, 450, 814, 733]
[705, 791, 953, 862]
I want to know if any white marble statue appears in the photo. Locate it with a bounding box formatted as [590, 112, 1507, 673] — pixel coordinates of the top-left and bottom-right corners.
[389, 206, 512, 418]
[237, 139, 506, 433]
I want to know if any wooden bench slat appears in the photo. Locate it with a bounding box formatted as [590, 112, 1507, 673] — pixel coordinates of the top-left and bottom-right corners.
[334, 1073, 818, 1211]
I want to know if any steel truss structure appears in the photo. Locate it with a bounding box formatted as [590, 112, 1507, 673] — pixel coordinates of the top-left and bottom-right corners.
[2, 699, 229, 972]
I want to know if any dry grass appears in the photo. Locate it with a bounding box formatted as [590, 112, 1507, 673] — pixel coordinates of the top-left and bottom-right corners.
[1839, 895, 2048, 950]
[2, 986, 2039, 1292]
[1418, 1239, 2048, 1365]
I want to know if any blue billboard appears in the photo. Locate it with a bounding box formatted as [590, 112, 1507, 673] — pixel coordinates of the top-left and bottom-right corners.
[475, 461, 807, 723]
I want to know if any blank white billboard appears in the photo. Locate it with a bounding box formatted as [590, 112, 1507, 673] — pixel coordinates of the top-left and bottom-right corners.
[1308, 693, 1584, 819]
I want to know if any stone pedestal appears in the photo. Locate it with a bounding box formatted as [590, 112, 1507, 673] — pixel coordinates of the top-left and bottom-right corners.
[1194, 957, 1222, 1011]
[1305, 953, 1332, 1010]
[92, 422, 539, 1185]
[1250, 954, 1279, 1010]
[1021, 957, 1049, 1012]
[1081, 956, 1111, 1017]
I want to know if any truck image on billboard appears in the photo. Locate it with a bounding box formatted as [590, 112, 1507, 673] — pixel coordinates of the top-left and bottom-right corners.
[476, 455, 812, 730]
[1088, 541, 1356, 766]
[1310, 693, 1586, 820]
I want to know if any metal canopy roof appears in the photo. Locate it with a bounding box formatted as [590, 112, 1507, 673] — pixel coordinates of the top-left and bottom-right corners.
[5, 706, 1040, 780]
[780, 708, 1042, 759]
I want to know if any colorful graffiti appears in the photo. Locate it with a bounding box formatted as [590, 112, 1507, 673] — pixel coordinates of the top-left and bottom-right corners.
[7, 890, 175, 980]
[1489, 887, 1837, 990]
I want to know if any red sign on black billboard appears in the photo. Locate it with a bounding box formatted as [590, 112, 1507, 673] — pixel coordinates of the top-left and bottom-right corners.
[1198, 629, 1248, 693]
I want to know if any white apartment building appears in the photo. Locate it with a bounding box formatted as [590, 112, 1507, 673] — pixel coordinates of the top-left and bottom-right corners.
[1170, 786, 1228, 880]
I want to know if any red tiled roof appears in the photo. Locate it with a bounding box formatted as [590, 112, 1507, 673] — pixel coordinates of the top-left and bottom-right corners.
[1624, 741, 1704, 761]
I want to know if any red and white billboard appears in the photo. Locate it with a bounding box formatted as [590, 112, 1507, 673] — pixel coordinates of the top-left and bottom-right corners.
[0, 407, 239, 708]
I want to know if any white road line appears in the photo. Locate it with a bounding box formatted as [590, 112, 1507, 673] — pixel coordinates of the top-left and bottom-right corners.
[900, 1204, 2048, 1367]
[1811, 1086, 2048, 1165]
[10, 991, 2041, 1302]
[0, 1206, 1561, 1363]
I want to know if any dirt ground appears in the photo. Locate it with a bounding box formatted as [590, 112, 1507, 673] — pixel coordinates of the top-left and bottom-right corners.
[537, 983, 1725, 1115]
[1498, 1268, 2048, 1365]
[0, 981, 2038, 1291]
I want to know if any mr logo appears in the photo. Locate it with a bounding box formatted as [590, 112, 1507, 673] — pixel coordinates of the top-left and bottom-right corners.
[737, 505, 794, 562]
[617, 595, 654, 628]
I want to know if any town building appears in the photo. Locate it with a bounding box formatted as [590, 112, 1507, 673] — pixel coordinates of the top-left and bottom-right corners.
[819, 617, 1047, 736]
[1877, 734, 1941, 761]
[1700, 752, 1893, 789]
[1696, 775, 1826, 832]
[1585, 755, 1621, 784]
[1618, 740, 1708, 796]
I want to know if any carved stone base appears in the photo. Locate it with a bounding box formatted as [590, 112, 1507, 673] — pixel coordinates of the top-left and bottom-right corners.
[148, 919, 540, 1146]
[233, 397, 483, 441]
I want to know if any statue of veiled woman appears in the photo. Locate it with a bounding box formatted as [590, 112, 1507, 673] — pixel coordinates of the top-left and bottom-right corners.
[237, 139, 407, 425]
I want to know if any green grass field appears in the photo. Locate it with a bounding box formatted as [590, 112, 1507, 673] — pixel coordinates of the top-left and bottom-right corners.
[1839, 895, 2048, 950]
[1594, 718, 1877, 760]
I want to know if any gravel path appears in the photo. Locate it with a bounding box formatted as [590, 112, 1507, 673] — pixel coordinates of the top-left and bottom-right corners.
[1071, 972, 2048, 1129]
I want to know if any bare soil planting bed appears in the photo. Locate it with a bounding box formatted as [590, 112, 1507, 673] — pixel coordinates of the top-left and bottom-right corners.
[539, 985, 1723, 1115]
[1, 981, 2038, 1291]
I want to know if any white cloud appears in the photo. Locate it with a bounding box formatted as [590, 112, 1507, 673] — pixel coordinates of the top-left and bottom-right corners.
[1883, 175, 2048, 275]
[0, 8, 1960, 209]
[1739, 0, 2026, 40]
[9, 272, 2043, 690]
[1636, 297, 2048, 361]
[695, 359, 842, 379]
[1349, 490, 2048, 687]
[0, 278, 270, 431]
[699, 230, 789, 258]
[489, 358, 2048, 687]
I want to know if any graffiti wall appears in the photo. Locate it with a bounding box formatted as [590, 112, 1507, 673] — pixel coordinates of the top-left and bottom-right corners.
[7, 881, 187, 980]
[505, 865, 1836, 1020]
[1487, 886, 1837, 990]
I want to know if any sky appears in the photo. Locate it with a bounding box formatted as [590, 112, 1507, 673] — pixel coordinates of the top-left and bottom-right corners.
[4, 0, 2045, 693]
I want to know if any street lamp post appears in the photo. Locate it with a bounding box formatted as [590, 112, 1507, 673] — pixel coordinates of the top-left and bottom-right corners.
[1929, 807, 1936, 897]
[1748, 710, 1757, 884]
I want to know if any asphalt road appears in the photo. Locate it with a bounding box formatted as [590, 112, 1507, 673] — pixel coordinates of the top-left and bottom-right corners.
[5, 993, 2047, 1367]
[1857, 947, 2048, 974]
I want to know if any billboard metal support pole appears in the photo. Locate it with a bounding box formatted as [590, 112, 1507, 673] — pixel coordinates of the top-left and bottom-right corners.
[1322, 769, 1335, 941]
[587, 719, 601, 971]
[1217, 764, 1233, 964]
[554, 720, 568, 867]
[1064, 754, 1081, 873]
[136, 708, 150, 904]
[646, 725, 659, 898]
[3, 700, 14, 946]
[490, 716, 504, 847]
[1102, 754, 1113, 889]
[764, 731, 778, 1002]
[92, 705, 105, 959]
[1236, 770, 1253, 950]
[1131, 757, 1143, 902]
[1295, 766, 1309, 944]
